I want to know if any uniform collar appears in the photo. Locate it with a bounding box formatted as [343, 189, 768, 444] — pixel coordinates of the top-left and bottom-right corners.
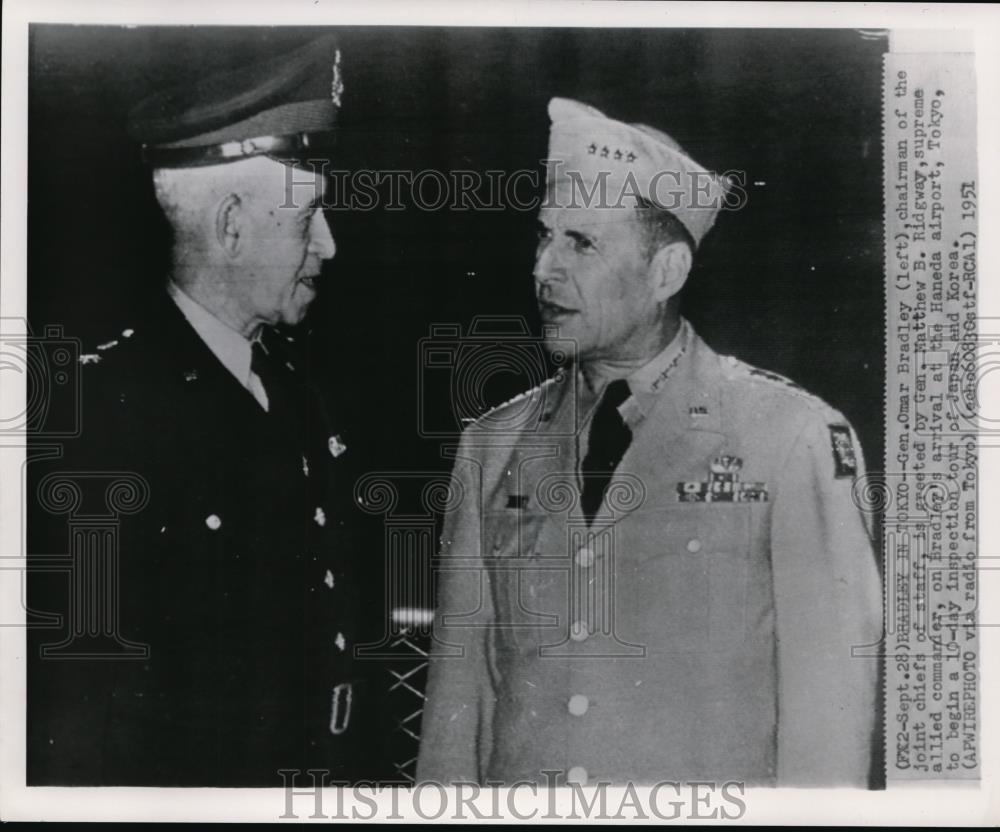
[621, 318, 691, 421]
[578, 318, 691, 430]
[167, 281, 253, 388]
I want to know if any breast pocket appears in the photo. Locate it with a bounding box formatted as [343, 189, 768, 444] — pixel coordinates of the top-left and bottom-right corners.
[621, 504, 753, 654]
[485, 510, 567, 652]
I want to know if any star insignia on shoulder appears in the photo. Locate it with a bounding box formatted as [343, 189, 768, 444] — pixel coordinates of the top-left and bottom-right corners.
[79, 326, 135, 366]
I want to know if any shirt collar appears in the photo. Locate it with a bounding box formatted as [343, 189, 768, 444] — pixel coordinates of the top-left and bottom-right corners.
[626, 318, 690, 395]
[604, 318, 691, 430]
[167, 281, 253, 387]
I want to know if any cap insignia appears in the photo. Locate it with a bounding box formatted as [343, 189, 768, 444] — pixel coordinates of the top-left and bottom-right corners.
[331, 48, 344, 107]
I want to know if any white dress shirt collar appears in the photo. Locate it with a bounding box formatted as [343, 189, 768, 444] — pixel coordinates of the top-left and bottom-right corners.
[167, 281, 269, 410]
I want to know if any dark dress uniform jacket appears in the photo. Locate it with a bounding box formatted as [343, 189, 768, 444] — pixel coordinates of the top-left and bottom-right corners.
[416, 324, 882, 787]
[28, 292, 381, 786]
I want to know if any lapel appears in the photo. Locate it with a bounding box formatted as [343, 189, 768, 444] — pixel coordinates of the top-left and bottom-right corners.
[493, 375, 577, 516]
[140, 290, 274, 427]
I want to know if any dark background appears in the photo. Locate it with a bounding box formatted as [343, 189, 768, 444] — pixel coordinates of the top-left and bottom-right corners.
[28, 24, 886, 478]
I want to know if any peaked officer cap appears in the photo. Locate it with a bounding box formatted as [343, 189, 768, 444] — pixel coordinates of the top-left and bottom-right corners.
[129, 35, 343, 169]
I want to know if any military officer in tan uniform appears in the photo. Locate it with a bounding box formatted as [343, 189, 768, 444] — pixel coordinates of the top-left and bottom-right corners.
[416, 98, 882, 788]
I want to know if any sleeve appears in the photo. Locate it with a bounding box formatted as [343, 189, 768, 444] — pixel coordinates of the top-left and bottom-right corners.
[770, 411, 883, 787]
[415, 428, 498, 784]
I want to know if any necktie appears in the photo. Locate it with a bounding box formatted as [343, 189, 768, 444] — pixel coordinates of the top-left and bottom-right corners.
[250, 330, 302, 427]
[580, 378, 633, 525]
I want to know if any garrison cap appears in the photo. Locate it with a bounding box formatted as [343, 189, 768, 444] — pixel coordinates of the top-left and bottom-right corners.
[546, 97, 729, 247]
[129, 36, 343, 168]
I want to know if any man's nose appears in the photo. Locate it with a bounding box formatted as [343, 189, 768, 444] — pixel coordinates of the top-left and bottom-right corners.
[533, 239, 565, 286]
[309, 210, 336, 260]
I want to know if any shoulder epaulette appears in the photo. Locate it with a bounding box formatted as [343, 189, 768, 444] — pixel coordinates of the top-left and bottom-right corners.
[467, 376, 558, 425]
[720, 354, 818, 400]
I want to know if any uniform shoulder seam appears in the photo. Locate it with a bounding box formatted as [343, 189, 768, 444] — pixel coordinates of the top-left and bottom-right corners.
[718, 354, 836, 414]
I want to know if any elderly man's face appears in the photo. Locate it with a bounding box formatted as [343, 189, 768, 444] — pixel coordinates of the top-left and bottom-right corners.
[236, 162, 336, 328]
[534, 202, 659, 363]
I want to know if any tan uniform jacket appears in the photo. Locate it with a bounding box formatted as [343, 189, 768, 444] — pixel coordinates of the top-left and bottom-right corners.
[416, 327, 882, 787]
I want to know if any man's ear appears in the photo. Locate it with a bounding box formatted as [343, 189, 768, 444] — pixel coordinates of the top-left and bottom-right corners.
[215, 193, 243, 258]
[649, 241, 693, 304]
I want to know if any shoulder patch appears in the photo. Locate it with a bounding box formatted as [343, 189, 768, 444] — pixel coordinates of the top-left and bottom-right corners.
[829, 424, 858, 478]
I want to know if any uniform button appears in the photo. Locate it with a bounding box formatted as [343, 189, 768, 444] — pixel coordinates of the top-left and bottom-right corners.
[575, 544, 595, 568]
[686, 538, 702, 553]
[570, 621, 589, 642]
[205, 514, 221, 531]
[335, 632, 347, 652]
[567, 694, 589, 716]
[567, 766, 588, 785]
[324, 570, 335, 589]
[313, 507, 327, 527]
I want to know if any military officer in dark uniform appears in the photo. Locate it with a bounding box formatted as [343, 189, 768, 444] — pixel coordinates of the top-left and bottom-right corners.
[27, 37, 386, 786]
[417, 98, 882, 787]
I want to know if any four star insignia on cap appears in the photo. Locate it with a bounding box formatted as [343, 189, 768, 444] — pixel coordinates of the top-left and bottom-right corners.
[584, 143, 638, 163]
[546, 96, 729, 247]
[590, 145, 637, 163]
